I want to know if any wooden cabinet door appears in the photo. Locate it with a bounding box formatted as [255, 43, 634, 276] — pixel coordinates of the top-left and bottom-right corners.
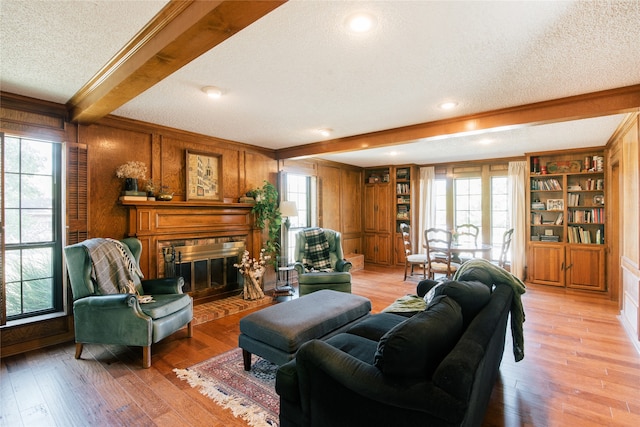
[364, 234, 391, 264]
[376, 183, 392, 234]
[364, 233, 377, 263]
[566, 246, 605, 291]
[364, 185, 376, 232]
[528, 243, 565, 287]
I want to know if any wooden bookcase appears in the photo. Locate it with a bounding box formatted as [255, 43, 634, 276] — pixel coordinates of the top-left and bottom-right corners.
[526, 148, 606, 291]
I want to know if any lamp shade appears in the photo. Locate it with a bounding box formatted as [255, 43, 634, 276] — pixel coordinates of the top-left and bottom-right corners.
[279, 201, 298, 217]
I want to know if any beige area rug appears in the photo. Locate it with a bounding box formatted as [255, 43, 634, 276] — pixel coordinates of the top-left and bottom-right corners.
[193, 293, 274, 325]
[174, 348, 279, 427]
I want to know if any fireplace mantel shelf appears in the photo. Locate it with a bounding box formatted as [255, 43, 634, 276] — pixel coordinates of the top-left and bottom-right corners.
[119, 200, 255, 208]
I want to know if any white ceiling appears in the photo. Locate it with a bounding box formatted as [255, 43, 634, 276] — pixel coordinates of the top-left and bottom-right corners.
[2, 1, 639, 167]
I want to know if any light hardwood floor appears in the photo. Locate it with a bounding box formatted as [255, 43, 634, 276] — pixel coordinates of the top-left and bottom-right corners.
[1, 266, 639, 426]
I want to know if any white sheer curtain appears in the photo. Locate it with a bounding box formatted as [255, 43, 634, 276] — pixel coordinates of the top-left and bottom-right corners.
[508, 161, 527, 279]
[418, 166, 436, 252]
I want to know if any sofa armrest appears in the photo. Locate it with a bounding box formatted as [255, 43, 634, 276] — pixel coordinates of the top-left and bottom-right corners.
[294, 340, 465, 425]
[141, 277, 184, 295]
[335, 259, 352, 272]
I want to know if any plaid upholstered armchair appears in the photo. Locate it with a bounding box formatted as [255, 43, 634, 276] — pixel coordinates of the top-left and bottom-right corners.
[293, 228, 352, 296]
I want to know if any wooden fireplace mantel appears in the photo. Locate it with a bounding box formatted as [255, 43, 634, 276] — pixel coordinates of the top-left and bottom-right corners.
[121, 201, 261, 279]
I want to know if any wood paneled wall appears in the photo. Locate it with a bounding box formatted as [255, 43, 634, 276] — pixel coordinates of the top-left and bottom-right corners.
[79, 116, 278, 240]
[0, 93, 280, 356]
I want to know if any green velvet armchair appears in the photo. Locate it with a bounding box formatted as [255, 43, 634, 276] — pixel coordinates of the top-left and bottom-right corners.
[64, 237, 193, 368]
[293, 228, 352, 296]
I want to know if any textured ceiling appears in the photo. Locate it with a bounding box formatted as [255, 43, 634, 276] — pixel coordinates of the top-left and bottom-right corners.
[1, 1, 639, 167]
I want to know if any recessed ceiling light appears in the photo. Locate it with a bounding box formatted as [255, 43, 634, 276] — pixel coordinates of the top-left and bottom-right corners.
[318, 128, 332, 137]
[346, 13, 376, 33]
[202, 86, 222, 99]
[479, 138, 493, 145]
[439, 101, 458, 110]
[389, 151, 398, 156]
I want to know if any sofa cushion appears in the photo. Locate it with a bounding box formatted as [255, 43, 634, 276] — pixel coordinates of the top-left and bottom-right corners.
[373, 295, 463, 378]
[346, 312, 408, 341]
[432, 280, 491, 327]
[324, 333, 379, 365]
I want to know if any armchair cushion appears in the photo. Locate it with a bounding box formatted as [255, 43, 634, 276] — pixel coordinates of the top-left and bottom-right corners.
[302, 228, 332, 270]
[140, 294, 192, 319]
[373, 295, 463, 378]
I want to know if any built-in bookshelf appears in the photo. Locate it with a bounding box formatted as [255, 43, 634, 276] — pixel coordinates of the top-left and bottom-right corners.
[395, 167, 411, 232]
[526, 149, 606, 290]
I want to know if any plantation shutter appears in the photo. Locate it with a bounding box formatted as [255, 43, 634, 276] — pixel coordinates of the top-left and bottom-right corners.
[67, 143, 89, 244]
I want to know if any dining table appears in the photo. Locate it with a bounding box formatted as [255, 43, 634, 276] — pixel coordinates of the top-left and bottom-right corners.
[427, 241, 493, 263]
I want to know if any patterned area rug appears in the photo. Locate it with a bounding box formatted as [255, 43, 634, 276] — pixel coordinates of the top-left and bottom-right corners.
[174, 348, 279, 427]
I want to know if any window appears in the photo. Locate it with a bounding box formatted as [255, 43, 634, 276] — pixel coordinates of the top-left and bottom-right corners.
[283, 173, 313, 264]
[425, 163, 510, 262]
[2, 135, 63, 322]
[454, 177, 482, 240]
[434, 178, 447, 230]
[490, 176, 510, 261]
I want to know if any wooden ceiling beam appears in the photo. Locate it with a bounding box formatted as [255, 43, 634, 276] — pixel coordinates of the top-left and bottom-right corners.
[275, 84, 640, 160]
[67, 0, 286, 124]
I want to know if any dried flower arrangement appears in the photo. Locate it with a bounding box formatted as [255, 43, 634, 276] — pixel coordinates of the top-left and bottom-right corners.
[234, 249, 270, 300]
[115, 161, 147, 179]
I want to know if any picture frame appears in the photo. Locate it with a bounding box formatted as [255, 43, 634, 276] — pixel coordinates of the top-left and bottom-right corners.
[546, 199, 564, 211]
[185, 150, 222, 201]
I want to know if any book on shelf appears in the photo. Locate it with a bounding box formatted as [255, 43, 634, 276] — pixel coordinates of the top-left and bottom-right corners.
[531, 178, 561, 191]
[555, 213, 563, 225]
[121, 190, 147, 197]
[567, 193, 580, 206]
[119, 195, 148, 202]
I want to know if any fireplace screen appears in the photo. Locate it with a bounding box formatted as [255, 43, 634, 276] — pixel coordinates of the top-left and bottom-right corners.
[163, 241, 245, 297]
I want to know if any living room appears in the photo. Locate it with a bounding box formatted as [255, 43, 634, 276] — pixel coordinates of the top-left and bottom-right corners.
[1, 1, 640, 426]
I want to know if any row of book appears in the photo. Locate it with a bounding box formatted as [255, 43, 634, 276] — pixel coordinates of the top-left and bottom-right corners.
[568, 226, 603, 244]
[583, 178, 604, 191]
[531, 212, 563, 225]
[531, 178, 562, 191]
[568, 208, 604, 224]
[397, 205, 409, 219]
[396, 183, 410, 194]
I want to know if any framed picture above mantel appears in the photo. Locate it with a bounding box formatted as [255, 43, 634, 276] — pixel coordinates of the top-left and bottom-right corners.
[186, 150, 222, 201]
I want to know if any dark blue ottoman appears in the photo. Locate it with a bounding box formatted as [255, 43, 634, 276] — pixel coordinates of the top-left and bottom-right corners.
[239, 289, 371, 370]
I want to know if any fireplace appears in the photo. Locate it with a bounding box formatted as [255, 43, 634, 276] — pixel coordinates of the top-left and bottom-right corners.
[121, 201, 259, 304]
[160, 239, 246, 302]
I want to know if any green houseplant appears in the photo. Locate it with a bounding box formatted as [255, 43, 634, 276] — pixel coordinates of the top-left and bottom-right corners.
[250, 181, 281, 267]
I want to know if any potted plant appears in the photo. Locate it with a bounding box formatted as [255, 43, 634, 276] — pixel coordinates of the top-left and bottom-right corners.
[250, 181, 281, 268]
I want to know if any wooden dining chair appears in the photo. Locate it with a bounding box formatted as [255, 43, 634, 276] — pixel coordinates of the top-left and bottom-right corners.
[400, 223, 426, 280]
[496, 228, 514, 270]
[455, 223, 479, 262]
[424, 228, 460, 279]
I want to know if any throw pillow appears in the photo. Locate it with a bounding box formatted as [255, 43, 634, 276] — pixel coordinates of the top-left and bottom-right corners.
[374, 295, 463, 378]
[432, 280, 491, 327]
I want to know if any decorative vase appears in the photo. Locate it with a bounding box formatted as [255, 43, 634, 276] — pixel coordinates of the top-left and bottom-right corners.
[243, 273, 265, 300]
[124, 178, 138, 192]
